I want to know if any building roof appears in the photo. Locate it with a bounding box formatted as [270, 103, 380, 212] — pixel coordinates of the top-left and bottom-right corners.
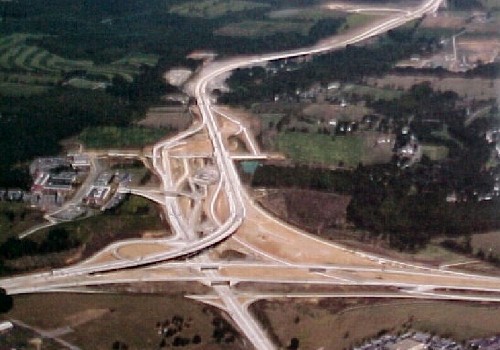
[387, 339, 426, 350]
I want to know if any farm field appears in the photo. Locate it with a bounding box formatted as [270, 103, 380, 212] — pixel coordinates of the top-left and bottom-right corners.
[3, 293, 244, 350]
[252, 299, 500, 350]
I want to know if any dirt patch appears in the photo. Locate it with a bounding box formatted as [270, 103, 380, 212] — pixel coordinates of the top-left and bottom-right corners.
[219, 249, 248, 261]
[115, 243, 171, 260]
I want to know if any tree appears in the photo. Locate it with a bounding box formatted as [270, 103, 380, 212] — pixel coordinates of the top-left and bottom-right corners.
[288, 337, 300, 350]
[0, 288, 13, 313]
[192, 335, 201, 344]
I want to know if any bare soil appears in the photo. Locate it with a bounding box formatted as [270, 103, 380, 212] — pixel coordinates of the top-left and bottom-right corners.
[257, 188, 351, 233]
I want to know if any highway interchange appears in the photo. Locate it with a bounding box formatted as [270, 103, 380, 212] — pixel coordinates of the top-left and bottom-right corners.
[3, 0, 500, 349]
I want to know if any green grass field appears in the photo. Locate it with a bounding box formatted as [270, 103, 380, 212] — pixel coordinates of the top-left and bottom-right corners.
[169, 0, 270, 18]
[342, 13, 381, 31]
[344, 83, 402, 100]
[277, 132, 363, 167]
[79, 126, 171, 149]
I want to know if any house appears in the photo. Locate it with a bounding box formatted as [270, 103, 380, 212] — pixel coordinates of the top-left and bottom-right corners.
[95, 172, 113, 187]
[84, 186, 110, 207]
[327, 82, 340, 90]
[6, 189, 24, 201]
[0, 321, 13, 333]
[70, 154, 91, 170]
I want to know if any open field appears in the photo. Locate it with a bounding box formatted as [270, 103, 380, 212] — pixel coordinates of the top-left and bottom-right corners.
[3, 293, 245, 350]
[277, 132, 363, 167]
[302, 103, 370, 122]
[169, 0, 269, 18]
[472, 231, 500, 258]
[79, 126, 171, 149]
[366, 74, 499, 101]
[267, 7, 344, 21]
[421, 144, 449, 160]
[276, 131, 392, 167]
[343, 83, 403, 100]
[343, 13, 382, 31]
[138, 106, 193, 131]
[215, 20, 312, 37]
[252, 299, 500, 349]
